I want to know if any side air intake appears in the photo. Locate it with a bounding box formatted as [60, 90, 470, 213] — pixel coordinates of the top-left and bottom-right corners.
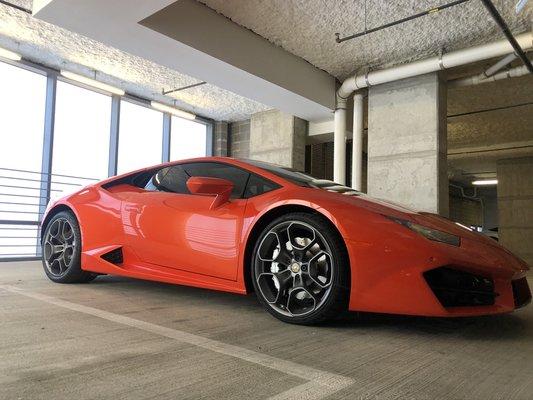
[101, 247, 123, 265]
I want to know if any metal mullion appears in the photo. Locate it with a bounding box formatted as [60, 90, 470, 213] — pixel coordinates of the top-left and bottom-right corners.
[108, 95, 121, 177]
[206, 121, 214, 156]
[38, 73, 57, 219]
[162, 113, 171, 162]
[35, 73, 57, 257]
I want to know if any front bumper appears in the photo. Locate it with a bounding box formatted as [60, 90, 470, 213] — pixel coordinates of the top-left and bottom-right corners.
[346, 233, 531, 317]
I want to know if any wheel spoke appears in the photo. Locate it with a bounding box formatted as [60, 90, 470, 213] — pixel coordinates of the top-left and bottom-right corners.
[306, 251, 333, 289]
[274, 249, 292, 268]
[276, 269, 292, 294]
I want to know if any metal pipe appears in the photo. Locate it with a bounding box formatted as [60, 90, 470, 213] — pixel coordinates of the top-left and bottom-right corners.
[336, 0, 470, 43]
[337, 32, 532, 99]
[448, 62, 530, 87]
[484, 53, 517, 77]
[334, 32, 533, 182]
[0, 0, 32, 14]
[480, 0, 533, 73]
[333, 99, 347, 184]
[351, 93, 364, 190]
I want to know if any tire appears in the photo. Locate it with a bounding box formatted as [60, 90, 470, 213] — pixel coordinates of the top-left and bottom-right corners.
[41, 211, 96, 284]
[251, 212, 350, 325]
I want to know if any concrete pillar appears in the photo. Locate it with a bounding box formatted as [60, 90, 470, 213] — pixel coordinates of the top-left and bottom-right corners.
[367, 72, 448, 215]
[249, 110, 307, 170]
[497, 157, 533, 267]
[229, 120, 250, 158]
[213, 121, 228, 156]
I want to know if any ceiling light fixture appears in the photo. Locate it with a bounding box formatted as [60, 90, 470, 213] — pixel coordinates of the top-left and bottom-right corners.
[472, 179, 498, 186]
[60, 70, 125, 96]
[0, 47, 22, 61]
[151, 101, 196, 120]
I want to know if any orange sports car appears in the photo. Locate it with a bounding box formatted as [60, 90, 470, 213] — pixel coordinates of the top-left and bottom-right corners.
[40, 157, 531, 324]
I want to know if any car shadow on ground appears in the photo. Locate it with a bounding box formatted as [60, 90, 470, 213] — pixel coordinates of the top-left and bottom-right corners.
[88, 274, 530, 341]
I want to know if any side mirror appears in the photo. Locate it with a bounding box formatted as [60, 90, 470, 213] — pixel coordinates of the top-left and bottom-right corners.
[186, 176, 234, 209]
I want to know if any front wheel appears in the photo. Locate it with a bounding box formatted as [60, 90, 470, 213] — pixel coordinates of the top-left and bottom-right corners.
[41, 211, 96, 283]
[251, 212, 350, 324]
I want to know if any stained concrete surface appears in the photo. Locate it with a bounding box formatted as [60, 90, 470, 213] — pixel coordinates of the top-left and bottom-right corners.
[1, 262, 532, 400]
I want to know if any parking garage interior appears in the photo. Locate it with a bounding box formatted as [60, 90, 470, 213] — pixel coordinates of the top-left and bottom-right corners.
[0, 1, 532, 399]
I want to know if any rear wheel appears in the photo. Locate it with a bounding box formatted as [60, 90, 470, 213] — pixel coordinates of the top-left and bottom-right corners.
[41, 211, 96, 283]
[251, 212, 349, 324]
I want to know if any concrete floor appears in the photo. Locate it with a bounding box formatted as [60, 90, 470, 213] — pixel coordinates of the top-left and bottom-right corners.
[1, 262, 532, 400]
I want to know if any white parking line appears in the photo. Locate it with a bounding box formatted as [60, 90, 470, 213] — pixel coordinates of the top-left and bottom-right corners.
[1, 285, 354, 400]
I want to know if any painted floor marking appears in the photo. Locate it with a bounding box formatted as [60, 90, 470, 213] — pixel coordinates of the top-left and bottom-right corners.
[1, 285, 354, 400]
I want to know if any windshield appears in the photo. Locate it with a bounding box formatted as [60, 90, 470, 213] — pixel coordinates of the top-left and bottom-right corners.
[244, 159, 361, 196]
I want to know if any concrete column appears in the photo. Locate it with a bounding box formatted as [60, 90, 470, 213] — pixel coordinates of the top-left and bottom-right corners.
[367, 72, 448, 215]
[213, 121, 229, 156]
[497, 157, 533, 267]
[229, 120, 250, 158]
[249, 110, 307, 170]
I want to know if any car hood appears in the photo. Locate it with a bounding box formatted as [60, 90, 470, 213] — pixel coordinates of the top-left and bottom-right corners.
[322, 189, 492, 243]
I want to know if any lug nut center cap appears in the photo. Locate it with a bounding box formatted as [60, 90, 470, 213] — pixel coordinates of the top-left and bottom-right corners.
[290, 262, 301, 273]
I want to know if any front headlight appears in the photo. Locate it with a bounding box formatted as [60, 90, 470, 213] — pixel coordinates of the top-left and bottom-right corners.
[387, 216, 461, 247]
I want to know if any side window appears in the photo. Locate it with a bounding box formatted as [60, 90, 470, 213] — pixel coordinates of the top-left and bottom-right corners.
[182, 162, 250, 198]
[243, 174, 280, 198]
[143, 162, 277, 198]
[144, 165, 189, 194]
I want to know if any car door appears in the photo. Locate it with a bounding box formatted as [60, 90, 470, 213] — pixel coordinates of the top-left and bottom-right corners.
[122, 162, 249, 281]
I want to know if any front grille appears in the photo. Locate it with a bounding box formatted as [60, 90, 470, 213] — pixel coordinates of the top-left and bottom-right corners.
[424, 267, 497, 307]
[512, 278, 532, 309]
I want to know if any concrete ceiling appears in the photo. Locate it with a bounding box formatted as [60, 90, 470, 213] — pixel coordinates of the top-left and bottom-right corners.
[32, 0, 336, 122]
[201, 0, 532, 80]
[0, 1, 270, 121]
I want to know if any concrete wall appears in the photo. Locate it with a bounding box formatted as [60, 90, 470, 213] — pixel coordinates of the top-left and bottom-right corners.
[482, 193, 498, 231]
[497, 157, 533, 267]
[249, 110, 307, 170]
[213, 121, 228, 156]
[367, 72, 448, 215]
[228, 120, 250, 159]
[449, 195, 482, 227]
[306, 141, 368, 192]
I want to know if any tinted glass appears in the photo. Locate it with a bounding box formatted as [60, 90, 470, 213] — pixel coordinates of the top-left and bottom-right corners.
[144, 162, 250, 198]
[144, 166, 189, 194]
[244, 159, 360, 196]
[182, 162, 249, 198]
[243, 174, 279, 198]
[243, 159, 315, 186]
